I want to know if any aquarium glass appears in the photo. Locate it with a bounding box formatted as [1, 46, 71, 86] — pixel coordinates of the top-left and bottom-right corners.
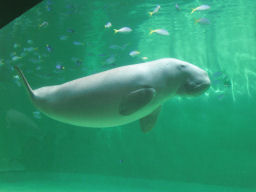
[0, 0, 255, 191]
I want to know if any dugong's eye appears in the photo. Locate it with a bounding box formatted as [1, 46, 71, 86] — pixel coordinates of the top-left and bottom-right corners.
[178, 64, 186, 71]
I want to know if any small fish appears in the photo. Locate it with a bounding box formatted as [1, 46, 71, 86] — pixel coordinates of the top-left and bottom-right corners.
[46, 44, 52, 52]
[36, 66, 41, 70]
[73, 41, 84, 46]
[29, 58, 42, 64]
[175, 3, 180, 10]
[129, 51, 140, 57]
[191, 5, 210, 14]
[149, 5, 160, 16]
[109, 45, 122, 50]
[72, 57, 83, 66]
[149, 29, 170, 36]
[46, 0, 52, 5]
[33, 111, 42, 119]
[12, 56, 22, 61]
[71, 57, 79, 61]
[13, 43, 20, 49]
[20, 52, 28, 57]
[75, 60, 82, 66]
[114, 27, 132, 34]
[105, 55, 116, 65]
[212, 79, 222, 85]
[141, 57, 148, 61]
[121, 43, 129, 50]
[218, 93, 225, 100]
[36, 54, 42, 60]
[13, 76, 22, 88]
[212, 71, 223, 78]
[27, 40, 33, 44]
[67, 29, 75, 33]
[13, 75, 19, 79]
[104, 22, 112, 28]
[24, 47, 38, 52]
[39, 21, 48, 28]
[46, 5, 51, 11]
[195, 18, 210, 25]
[56, 64, 65, 70]
[60, 35, 68, 40]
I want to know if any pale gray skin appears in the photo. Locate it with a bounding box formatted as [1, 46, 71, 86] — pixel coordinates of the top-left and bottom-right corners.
[15, 58, 210, 133]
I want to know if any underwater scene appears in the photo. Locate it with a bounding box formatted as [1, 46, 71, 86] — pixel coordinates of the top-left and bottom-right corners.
[0, 0, 256, 191]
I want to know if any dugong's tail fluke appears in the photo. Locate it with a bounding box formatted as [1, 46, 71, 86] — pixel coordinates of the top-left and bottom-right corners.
[14, 66, 35, 99]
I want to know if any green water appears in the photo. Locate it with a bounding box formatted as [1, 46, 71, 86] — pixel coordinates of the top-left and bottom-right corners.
[0, 0, 256, 191]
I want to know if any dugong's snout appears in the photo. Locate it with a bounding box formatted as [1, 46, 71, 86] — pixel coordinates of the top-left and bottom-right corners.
[186, 70, 211, 96]
[176, 63, 211, 96]
[195, 76, 210, 94]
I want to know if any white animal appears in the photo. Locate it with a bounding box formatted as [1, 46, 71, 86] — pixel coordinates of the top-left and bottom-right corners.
[15, 58, 210, 133]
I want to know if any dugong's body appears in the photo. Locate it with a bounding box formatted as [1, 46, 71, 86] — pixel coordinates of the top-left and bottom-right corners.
[16, 58, 210, 132]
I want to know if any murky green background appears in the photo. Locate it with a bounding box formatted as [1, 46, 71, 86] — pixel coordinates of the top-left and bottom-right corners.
[0, 0, 256, 191]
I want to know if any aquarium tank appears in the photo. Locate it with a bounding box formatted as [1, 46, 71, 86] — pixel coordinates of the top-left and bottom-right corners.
[0, 0, 255, 191]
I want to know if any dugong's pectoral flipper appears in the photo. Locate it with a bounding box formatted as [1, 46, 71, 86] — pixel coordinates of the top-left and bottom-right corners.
[119, 87, 159, 132]
[119, 88, 156, 115]
[140, 106, 161, 133]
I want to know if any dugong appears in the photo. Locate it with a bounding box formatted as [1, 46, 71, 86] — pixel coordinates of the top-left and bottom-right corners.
[15, 58, 210, 133]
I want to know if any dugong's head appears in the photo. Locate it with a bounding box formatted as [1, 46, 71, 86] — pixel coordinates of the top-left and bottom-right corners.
[169, 59, 211, 96]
